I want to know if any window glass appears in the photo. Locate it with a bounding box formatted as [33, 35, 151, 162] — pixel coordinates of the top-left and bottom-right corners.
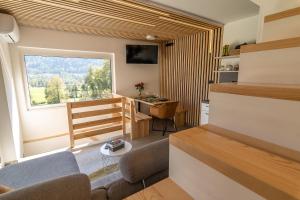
[24, 55, 112, 106]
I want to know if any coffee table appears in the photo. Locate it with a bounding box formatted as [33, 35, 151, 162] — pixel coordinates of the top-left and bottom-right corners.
[100, 141, 132, 169]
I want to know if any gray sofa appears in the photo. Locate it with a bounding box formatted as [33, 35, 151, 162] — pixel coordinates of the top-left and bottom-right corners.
[0, 138, 169, 200]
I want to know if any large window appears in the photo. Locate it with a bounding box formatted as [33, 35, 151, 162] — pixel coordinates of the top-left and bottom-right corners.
[23, 54, 112, 107]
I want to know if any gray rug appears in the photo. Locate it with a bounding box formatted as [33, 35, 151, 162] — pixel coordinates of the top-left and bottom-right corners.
[74, 131, 167, 175]
[88, 163, 119, 181]
[74, 122, 189, 181]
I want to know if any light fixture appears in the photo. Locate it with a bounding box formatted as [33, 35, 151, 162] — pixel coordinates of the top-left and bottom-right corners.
[146, 35, 157, 40]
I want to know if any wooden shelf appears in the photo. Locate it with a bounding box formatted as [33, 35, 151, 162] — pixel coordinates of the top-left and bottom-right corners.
[210, 82, 300, 101]
[215, 55, 240, 59]
[170, 127, 300, 200]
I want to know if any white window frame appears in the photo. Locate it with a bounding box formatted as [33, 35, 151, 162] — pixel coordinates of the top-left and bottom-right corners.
[19, 47, 115, 110]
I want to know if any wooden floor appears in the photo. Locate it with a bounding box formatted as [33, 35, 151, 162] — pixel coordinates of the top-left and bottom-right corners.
[125, 178, 192, 200]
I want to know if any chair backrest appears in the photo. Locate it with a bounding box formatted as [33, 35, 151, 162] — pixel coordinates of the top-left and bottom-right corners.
[151, 101, 179, 119]
[66, 97, 126, 148]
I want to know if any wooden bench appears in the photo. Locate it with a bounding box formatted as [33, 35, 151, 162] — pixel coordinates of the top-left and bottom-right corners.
[129, 100, 152, 140]
[66, 97, 126, 148]
[108, 94, 152, 140]
[174, 105, 186, 128]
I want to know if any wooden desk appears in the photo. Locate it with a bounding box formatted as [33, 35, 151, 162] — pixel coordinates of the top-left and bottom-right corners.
[134, 96, 170, 112]
[134, 97, 186, 127]
[125, 178, 192, 200]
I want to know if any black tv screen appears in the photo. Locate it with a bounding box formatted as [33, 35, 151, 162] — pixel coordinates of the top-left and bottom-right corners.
[126, 45, 158, 64]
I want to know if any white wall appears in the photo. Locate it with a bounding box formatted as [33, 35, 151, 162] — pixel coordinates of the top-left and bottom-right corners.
[11, 26, 160, 156]
[0, 39, 21, 163]
[222, 15, 258, 66]
[223, 15, 258, 48]
[0, 63, 16, 162]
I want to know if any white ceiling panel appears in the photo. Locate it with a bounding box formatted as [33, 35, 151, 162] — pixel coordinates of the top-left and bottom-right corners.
[150, 0, 259, 24]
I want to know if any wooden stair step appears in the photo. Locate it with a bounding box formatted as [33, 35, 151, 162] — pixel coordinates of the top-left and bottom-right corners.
[241, 36, 300, 53]
[170, 127, 300, 200]
[202, 124, 300, 163]
[265, 6, 300, 23]
[210, 82, 300, 101]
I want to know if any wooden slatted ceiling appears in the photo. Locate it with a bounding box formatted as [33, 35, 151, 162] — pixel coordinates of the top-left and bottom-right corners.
[0, 0, 221, 41]
[160, 28, 222, 126]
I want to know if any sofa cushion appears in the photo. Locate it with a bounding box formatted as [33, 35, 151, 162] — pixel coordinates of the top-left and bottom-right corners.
[106, 178, 143, 200]
[0, 174, 91, 200]
[0, 151, 80, 189]
[144, 169, 168, 187]
[119, 138, 169, 183]
[91, 188, 107, 200]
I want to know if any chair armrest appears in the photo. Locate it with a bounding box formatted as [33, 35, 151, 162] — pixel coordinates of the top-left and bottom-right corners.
[0, 174, 91, 200]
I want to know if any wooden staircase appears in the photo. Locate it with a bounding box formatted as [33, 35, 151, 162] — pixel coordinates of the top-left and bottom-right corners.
[263, 7, 300, 42]
[168, 6, 300, 200]
[170, 127, 300, 200]
[210, 82, 300, 101]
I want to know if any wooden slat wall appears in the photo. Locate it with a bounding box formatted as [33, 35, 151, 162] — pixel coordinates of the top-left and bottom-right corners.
[160, 28, 222, 126]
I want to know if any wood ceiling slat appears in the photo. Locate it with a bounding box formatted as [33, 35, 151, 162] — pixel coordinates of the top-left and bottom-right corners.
[2, 1, 202, 36]
[43, 0, 165, 24]
[0, 0, 221, 41]
[56, 0, 167, 19]
[18, 18, 177, 41]
[24, 0, 155, 26]
[123, 0, 218, 28]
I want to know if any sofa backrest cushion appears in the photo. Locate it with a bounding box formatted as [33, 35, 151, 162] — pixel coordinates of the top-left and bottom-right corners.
[119, 138, 169, 183]
[0, 151, 80, 189]
[0, 174, 91, 200]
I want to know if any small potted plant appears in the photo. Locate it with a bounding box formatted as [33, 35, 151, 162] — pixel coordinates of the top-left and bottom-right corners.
[135, 82, 144, 96]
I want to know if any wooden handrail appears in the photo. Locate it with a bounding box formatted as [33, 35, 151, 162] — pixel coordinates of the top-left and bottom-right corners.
[170, 127, 300, 200]
[70, 97, 122, 108]
[265, 7, 300, 23]
[210, 83, 300, 101]
[74, 125, 123, 140]
[73, 116, 122, 130]
[240, 37, 300, 53]
[72, 107, 122, 119]
[67, 97, 126, 148]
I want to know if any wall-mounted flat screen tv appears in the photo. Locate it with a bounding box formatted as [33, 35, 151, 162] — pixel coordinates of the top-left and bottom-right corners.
[126, 45, 158, 64]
